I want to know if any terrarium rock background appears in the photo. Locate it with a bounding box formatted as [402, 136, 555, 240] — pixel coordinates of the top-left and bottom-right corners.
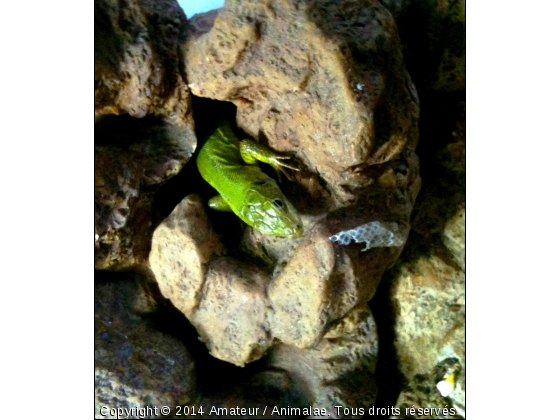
[160, 0, 420, 367]
[94, 0, 196, 269]
[95, 272, 197, 412]
[94, 0, 465, 418]
[371, 0, 465, 417]
[379, 100, 465, 419]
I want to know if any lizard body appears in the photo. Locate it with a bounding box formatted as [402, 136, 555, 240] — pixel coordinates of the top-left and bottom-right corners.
[196, 121, 303, 238]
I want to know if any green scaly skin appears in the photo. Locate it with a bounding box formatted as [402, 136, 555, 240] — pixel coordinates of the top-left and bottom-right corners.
[196, 121, 303, 238]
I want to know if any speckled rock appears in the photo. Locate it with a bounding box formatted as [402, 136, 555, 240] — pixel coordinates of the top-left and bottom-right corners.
[390, 254, 465, 380]
[150, 169, 417, 365]
[185, 0, 419, 200]
[270, 305, 379, 419]
[191, 256, 271, 365]
[381, 99, 465, 416]
[197, 305, 379, 419]
[94, 273, 196, 417]
[95, 0, 196, 269]
[385, 226, 466, 416]
[149, 195, 225, 319]
[95, 0, 192, 121]
[180, 5, 421, 349]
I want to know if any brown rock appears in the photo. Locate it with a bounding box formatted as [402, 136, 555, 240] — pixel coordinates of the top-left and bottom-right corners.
[94, 273, 196, 416]
[151, 180, 416, 365]
[151, 195, 270, 366]
[150, 195, 225, 318]
[197, 305, 379, 418]
[184, 0, 419, 200]
[95, 0, 196, 269]
[269, 305, 379, 419]
[268, 225, 335, 348]
[391, 254, 465, 378]
[191, 256, 271, 366]
[381, 98, 465, 416]
[150, 0, 420, 368]
[95, 0, 192, 122]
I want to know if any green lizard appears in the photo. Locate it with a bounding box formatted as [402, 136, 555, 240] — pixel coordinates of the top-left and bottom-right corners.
[196, 120, 303, 238]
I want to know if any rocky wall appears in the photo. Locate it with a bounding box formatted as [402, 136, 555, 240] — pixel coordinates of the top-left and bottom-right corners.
[94, 0, 465, 417]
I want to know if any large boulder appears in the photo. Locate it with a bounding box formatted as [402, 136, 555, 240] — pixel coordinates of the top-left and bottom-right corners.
[185, 0, 420, 198]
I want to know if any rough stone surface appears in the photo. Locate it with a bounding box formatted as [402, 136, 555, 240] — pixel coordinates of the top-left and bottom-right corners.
[390, 254, 465, 379]
[149, 195, 225, 319]
[191, 256, 271, 365]
[185, 0, 419, 200]
[197, 305, 379, 419]
[94, 273, 196, 417]
[155, 0, 422, 362]
[306, 305, 379, 419]
[95, 0, 196, 269]
[378, 99, 465, 416]
[95, 0, 192, 120]
[150, 168, 417, 365]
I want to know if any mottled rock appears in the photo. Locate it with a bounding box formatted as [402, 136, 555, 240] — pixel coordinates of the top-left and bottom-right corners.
[386, 224, 465, 413]
[196, 305, 379, 419]
[185, 0, 419, 200]
[95, 0, 192, 121]
[379, 99, 465, 416]
[390, 254, 465, 379]
[191, 256, 271, 365]
[151, 195, 270, 366]
[442, 206, 465, 271]
[149, 195, 225, 319]
[268, 225, 335, 348]
[94, 273, 196, 417]
[150, 182, 416, 365]
[95, 0, 196, 269]
[270, 305, 379, 419]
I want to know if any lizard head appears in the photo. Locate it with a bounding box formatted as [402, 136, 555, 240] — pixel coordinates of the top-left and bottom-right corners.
[241, 179, 303, 238]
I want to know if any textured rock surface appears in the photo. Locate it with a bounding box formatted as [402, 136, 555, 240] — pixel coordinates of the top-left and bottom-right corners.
[95, 0, 467, 416]
[185, 0, 419, 199]
[151, 0, 421, 367]
[95, 0, 196, 269]
[305, 305, 379, 418]
[374, 99, 465, 416]
[149, 195, 225, 319]
[94, 273, 196, 417]
[197, 305, 379, 419]
[192, 256, 271, 364]
[391, 253, 465, 379]
[151, 173, 417, 366]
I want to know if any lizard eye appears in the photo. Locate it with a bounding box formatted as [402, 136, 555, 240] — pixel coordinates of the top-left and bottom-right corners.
[271, 199, 285, 210]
